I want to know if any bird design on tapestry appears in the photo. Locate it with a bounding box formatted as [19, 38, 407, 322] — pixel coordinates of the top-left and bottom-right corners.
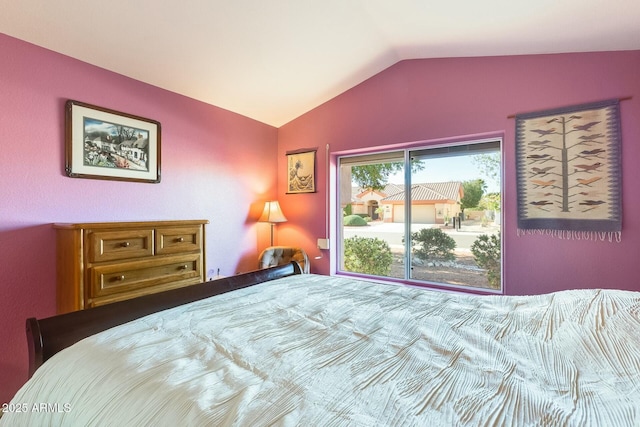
[527, 154, 553, 163]
[579, 199, 607, 212]
[573, 121, 600, 131]
[531, 166, 554, 175]
[528, 140, 551, 146]
[579, 133, 604, 142]
[530, 128, 556, 136]
[579, 148, 605, 156]
[579, 200, 606, 206]
[574, 162, 602, 172]
[528, 140, 551, 151]
[576, 176, 603, 186]
[531, 179, 556, 187]
[529, 200, 554, 211]
[576, 191, 602, 197]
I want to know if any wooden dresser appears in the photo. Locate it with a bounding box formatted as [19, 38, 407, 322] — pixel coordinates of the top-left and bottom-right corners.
[54, 220, 208, 313]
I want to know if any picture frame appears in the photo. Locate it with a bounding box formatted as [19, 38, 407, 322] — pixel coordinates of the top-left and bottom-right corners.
[286, 148, 316, 194]
[65, 100, 161, 183]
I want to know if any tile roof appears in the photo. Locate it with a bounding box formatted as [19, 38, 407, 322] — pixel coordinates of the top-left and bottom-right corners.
[352, 182, 462, 203]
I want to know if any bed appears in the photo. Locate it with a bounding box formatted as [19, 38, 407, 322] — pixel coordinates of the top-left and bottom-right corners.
[3, 262, 640, 426]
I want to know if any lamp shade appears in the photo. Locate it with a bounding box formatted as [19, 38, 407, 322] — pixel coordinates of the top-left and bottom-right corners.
[258, 201, 287, 223]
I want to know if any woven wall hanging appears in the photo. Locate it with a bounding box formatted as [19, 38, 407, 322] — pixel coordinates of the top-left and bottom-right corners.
[515, 99, 622, 242]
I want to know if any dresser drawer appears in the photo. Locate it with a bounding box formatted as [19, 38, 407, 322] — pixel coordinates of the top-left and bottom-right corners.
[89, 229, 154, 263]
[156, 226, 202, 255]
[89, 254, 202, 299]
[55, 220, 207, 313]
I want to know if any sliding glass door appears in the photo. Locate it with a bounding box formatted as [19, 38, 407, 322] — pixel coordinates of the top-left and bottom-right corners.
[338, 139, 502, 292]
[338, 151, 405, 279]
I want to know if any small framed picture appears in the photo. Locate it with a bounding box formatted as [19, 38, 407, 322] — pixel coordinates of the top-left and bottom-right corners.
[287, 149, 316, 193]
[65, 100, 161, 183]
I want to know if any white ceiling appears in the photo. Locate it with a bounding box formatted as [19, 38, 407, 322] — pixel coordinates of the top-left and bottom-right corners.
[2, 0, 639, 127]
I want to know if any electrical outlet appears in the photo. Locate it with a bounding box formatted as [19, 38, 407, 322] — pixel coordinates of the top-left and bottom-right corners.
[317, 238, 330, 250]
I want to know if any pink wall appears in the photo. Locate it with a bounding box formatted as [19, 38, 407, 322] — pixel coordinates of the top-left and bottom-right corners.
[278, 51, 640, 294]
[0, 34, 278, 402]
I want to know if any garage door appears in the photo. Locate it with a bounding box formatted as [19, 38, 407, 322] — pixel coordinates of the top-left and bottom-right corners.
[392, 205, 436, 224]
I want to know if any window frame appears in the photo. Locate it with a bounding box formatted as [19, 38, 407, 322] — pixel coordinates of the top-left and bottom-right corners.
[335, 136, 504, 294]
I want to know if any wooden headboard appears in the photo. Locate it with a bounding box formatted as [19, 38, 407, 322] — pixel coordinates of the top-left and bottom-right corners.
[27, 262, 302, 377]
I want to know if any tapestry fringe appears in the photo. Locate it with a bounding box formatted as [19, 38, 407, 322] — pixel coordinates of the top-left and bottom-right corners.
[517, 229, 622, 243]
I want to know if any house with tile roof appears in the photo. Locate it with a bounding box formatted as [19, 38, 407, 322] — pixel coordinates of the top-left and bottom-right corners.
[350, 182, 463, 224]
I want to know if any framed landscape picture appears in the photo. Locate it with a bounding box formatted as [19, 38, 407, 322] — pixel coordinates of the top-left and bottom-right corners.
[287, 149, 316, 193]
[65, 100, 161, 183]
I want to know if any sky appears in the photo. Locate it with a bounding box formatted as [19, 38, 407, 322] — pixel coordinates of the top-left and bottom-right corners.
[388, 155, 501, 193]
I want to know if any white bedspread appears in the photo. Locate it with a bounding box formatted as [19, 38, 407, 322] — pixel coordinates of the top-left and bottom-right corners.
[3, 275, 640, 426]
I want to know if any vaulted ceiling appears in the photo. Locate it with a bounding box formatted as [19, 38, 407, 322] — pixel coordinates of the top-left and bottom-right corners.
[2, 0, 639, 126]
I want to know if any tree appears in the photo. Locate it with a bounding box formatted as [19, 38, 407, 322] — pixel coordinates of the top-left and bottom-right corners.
[460, 179, 486, 211]
[472, 152, 501, 213]
[351, 160, 425, 191]
[479, 192, 501, 211]
[472, 153, 500, 189]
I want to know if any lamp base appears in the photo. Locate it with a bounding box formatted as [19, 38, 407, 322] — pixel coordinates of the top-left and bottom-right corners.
[270, 223, 275, 246]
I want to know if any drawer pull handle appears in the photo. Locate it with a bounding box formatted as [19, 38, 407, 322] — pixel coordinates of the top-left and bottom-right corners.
[117, 275, 125, 281]
[176, 237, 185, 243]
[120, 242, 130, 248]
[180, 264, 189, 270]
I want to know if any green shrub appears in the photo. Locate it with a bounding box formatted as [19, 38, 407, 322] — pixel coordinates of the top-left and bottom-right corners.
[343, 236, 392, 276]
[411, 228, 456, 261]
[351, 214, 374, 222]
[343, 204, 353, 216]
[343, 215, 368, 226]
[471, 233, 501, 289]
